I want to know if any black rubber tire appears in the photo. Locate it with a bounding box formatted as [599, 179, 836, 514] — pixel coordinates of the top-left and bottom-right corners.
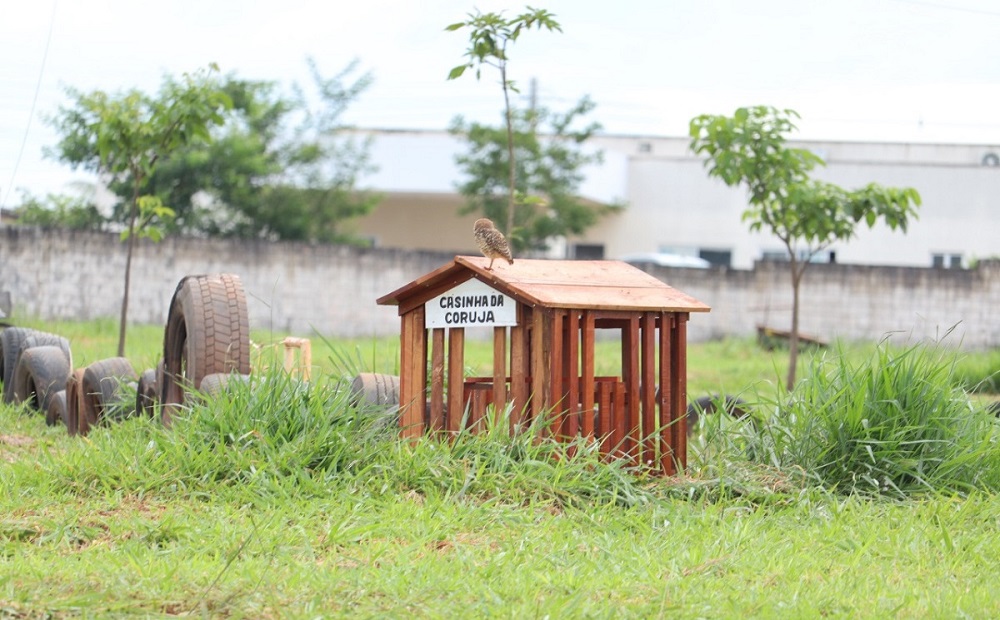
[349, 373, 401, 407]
[47, 389, 67, 427]
[79, 357, 138, 435]
[686, 394, 752, 432]
[65, 368, 85, 436]
[12, 345, 72, 411]
[21, 333, 72, 366]
[198, 372, 251, 397]
[160, 274, 251, 426]
[136, 364, 159, 417]
[1, 327, 36, 403]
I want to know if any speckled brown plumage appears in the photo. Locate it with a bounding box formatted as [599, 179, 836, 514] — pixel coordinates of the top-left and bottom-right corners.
[473, 218, 514, 270]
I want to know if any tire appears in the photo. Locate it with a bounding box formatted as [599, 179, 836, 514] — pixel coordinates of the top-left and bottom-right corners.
[21, 333, 72, 366]
[12, 345, 72, 411]
[160, 274, 251, 426]
[65, 368, 86, 436]
[79, 357, 138, 435]
[686, 394, 752, 432]
[47, 390, 67, 427]
[1, 327, 36, 403]
[136, 362, 160, 417]
[198, 372, 251, 397]
[349, 373, 400, 407]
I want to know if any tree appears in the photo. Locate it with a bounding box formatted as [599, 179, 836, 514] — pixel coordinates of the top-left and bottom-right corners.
[48, 66, 231, 356]
[13, 191, 104, 231]
[108, 60, 378, 244]
[447, 6, 561, 237]
[689, 106, 921, 389]
[451, 97, 619, 253]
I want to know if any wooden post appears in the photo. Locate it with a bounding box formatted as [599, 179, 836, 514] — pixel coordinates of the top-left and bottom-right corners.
[492, 326, 507, 418]
[659, 313, 674, 475]
[622, 316, 641, 465]
[671, 313, 689, 471]
[640, 312, 657, 468]
[429, 328, 445, 432]
[399, 307, 427, 438]
[580, 311, 596, 439]
[563, 310, 580, 439]
[447, 328, 465, 433]
[509, 304, 530, 430]
[282, 337, 312, 380]
[531, 309, 551, 421]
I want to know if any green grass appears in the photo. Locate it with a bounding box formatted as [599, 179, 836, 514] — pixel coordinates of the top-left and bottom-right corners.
[2, 319, 1000, 617]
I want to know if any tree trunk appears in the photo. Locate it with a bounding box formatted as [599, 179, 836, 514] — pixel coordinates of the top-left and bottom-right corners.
[785, 261, 804, 391]
[117, 192, 140, 357]
[501, 63, 516, 236]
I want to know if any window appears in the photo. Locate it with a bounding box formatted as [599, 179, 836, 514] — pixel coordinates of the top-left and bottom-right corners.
[932, 253, 964, 269]
[698, 249, 732, 268]
[572, 244, 605, 260]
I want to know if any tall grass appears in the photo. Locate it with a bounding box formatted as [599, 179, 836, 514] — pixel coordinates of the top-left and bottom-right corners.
[5, 368, 656, 510]
[740, 341, 1000, 496]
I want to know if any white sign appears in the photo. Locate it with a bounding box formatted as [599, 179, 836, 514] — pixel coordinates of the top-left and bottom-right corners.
[425, 278, 517, 328]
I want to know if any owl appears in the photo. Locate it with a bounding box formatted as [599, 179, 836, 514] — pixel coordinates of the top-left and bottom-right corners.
[473, 218, 514, 270]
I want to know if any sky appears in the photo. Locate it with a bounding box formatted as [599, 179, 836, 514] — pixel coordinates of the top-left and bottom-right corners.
[3, 0, 1000, 207]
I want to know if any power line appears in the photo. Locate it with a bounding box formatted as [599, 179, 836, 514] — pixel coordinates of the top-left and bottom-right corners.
[2, 0, 58, 211]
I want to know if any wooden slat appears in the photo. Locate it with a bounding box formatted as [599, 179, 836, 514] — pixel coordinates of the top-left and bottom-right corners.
[429, 328, 445, 432]
[640, 311, 657, 468]
[613, 381, 626, 459]
[672, 313, 689, 473]
[510, 304, 530, 430]
[564, 310, 580, 439]
[622, 316, 640, 465]
[492, 326, 507, 418]
[447, 328, 465, 433]
[597, 380, 612, 457]
[531, 309, 551, 421]
[399, 308, 426, 438]
[659, 313, 674, 475]
[580, 310, 596, 439]
[549, 310, 564, 437]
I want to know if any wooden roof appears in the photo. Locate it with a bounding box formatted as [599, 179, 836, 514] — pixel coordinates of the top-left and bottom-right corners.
[377, 256, 710, 313]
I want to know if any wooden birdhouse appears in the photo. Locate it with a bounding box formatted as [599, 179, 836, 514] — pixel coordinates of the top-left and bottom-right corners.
[376, 256, 710, 475]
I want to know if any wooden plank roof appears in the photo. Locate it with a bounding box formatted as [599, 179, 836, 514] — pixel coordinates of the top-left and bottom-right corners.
[377, 256, 710, 313]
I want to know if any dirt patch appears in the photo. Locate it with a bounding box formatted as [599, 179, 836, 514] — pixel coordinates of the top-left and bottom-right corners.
[0, 434, 34, 462]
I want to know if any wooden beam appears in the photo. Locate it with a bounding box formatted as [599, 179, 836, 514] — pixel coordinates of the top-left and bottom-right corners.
[447, 328, 465, 433]
[492, 326, 507, 420]
[640, 311, 657, 468]
[429, 328, 445, 432]
[564, 310, 580, 439]
[549, 310, 565, 437]
[580, 310, 596, 439]
[510, 304, 530, 430]
[672, 313, 689, 472]
[531, 308, 551, 421]
[622, 316, 640, 465]
[399, 308, 426, 438]
[659, 313, 674, 475]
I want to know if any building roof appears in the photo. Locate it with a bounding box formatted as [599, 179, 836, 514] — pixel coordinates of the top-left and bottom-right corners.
[377, 256, 711, 313]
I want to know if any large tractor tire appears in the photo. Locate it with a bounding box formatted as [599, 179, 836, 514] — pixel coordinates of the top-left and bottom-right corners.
[1, 327, 36, 403]
[47, 389, 67, 428]
[160, 274, 251, 426]
[12, 345, 72, 412]
[135, 361, 161, 417]
[64, 369, 86, 436]
[3, 331, 71, 404]
[349, 373, 401, 407]
[78, 357, 138, 435]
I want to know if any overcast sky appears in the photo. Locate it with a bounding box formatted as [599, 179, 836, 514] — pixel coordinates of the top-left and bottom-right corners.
[3, 0, 999, 207]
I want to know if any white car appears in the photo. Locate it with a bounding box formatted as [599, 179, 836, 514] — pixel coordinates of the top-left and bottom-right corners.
[618, 253, 711, 269]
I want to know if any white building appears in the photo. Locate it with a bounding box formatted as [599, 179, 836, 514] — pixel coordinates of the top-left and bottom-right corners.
[350, 129, 1000, 269]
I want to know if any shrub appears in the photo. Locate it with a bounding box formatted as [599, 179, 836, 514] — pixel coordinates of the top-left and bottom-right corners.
[746, 341, 1000, 496]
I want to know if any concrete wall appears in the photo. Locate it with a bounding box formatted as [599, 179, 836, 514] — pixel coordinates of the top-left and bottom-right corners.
[2, 227, 997, 349]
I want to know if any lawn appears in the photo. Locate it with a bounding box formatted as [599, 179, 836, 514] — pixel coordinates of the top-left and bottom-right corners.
[1, 319, 999, 618]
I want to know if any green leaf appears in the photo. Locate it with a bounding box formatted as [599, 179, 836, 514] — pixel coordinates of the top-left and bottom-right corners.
[444, 22, 466, 31]
[447, 65, 468, 80]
